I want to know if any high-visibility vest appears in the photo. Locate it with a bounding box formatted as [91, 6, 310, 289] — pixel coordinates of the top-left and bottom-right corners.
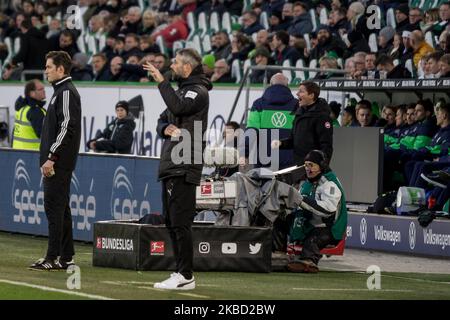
[12, 105, 46, 150]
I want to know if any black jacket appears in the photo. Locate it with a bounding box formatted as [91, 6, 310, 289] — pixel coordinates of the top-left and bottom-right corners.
[40, 76, 81, 171]
[280, 98, 333, 165]
[12, 27, 50, 71]
[156, 66, 212, 184]
[94, 64, 112, 81]
[387, 64, 411, 79]
[87, 115, 136, 154]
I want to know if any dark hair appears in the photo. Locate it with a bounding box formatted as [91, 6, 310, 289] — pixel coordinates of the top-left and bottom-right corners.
[300, 81, 320, 100]
[92, 53, 107, 61]
[226, 121, 240, 130]
[125, 33, 139, 43]
[20, 18, 32, 30]
[293, 1, 308, 11]
[427, 51, 443, 62]
[335, 7, 347, 17]
[243, 10, 258, 20]
[440, 102, 450, 115]
[375, 54, 394, 67]
[60, 29, 75, 42]
[45, 51, 72, 74]
[357, 99, 372, 111]
[344, 106, 356, 119]
[24, 79, 38, 97]
[275, 30, 290, 46]
[397, 104, 407, 114]
[417, 99, 434, 114]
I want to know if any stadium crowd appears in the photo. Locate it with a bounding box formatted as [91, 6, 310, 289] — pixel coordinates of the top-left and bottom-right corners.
[0, 0, 450, 83]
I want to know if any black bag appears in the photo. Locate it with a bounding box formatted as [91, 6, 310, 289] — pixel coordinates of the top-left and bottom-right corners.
[138, 213, 165, 225]
[368, 191, 397, 214]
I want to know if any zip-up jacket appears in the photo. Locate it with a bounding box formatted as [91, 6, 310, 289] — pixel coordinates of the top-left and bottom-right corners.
[40, 76, 81, 171]
[87, 114, 136, 154]
[156, 66, 212, 185]
[280, 98, 333, 165]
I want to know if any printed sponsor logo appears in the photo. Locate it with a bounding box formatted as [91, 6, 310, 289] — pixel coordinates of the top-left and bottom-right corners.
[374, 225, 401, 246]
[96, 237, 134, 251]
[360, 218, 367, 245]
[423, 229, 450, 250]
[200, 184, 212, 195]
[409, 222, 416, 250]
[150, 241, 165, 255]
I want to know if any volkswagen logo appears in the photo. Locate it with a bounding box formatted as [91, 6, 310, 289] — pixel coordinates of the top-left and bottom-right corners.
[408, 222, 416, 250]
[271, 112, 287, 128]
[360, 218, 367, 245]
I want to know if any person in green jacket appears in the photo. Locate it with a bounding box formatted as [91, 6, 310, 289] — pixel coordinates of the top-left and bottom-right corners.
[287, 150, 347, 273]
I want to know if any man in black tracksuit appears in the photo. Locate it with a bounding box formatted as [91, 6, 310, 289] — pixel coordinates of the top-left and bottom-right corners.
[29, 51, 81, 271]
[144, 48, 212, 290]
[272, 81, 333, 167]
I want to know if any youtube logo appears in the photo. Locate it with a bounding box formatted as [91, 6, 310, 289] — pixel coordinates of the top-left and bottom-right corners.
[221, 242, 237, 254]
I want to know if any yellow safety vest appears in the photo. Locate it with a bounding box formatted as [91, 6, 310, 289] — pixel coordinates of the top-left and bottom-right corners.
[12, 105, 46, 150]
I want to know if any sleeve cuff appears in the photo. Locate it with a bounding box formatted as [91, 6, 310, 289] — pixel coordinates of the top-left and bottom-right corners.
[48, 152, 59, 162]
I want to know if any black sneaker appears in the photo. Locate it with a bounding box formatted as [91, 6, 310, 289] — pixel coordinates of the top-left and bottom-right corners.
[58, 259, 75, 270]
[28, 258, 64, 271]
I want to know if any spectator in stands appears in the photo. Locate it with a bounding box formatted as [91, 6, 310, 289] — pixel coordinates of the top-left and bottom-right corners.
[241, 10, 264, 36]
[314, 56, 342, 79]
[113, 35, 125, 57]
[46, 18, 61, 39]
[211, 59, 235, 83]
[11, 18, 50, 80]
[388, 33, 404, 61]
[362, 53, 379, 79]
[395, 4, 410, 34]
[411, 30, 435, 68]
[273, 10, 293, 33]
[408, 7, 423, 32]
[230, 32, 255, 64]
[438, 30, 448, 53]
[287, 149, 347, 274]
[153, 52, 170, 74]
[262, 0, 286, 16]
[139, 34, 160, 54]
[250, 47, 276, 84]
[88, 15, 105, 38]
[255, 29, 271, 51]
[342, 30, 371, 60]
[271, 30, 301, 66]
[378, 104, 397, 128]
[328, 7, 351, 37]
[378, 26, 395, 57]
[22, 0, 35, 17]
[422, 8, 440, 34]
[151, 12, 188, 50]
[57, 29, 80, 58]
[351, 51, 367, 79]
[109, 55, 125, 81]
[355, 100, 376, 127]
[12, 79, 46, 150]
[122, 33, 142, 61]
[282, 2, 293, 19]
[308, 25, 346, 61]
[288, 1, 313, 37]
[385, 105, 407, 148]
[347, 1, 370, 41]
[400, 30, 414, 66]
[376, 54, 412, 79]
[138, 9, 158, 35]
[439, 53, 450, 77]
[92, 53, 111, 81]
[424, 51, 443, 78]
[245, 73, 297, 169]
[202, 54, 215, 80]
[329, 101, 341, 127]
[101, 34, 117, 61]
[344, 57, 356, 79]
[342, 105, 357, 127]
[434, 2, 450, 37]
[118, 6, 143, 35]
[71, 53, 94, 81]
[87, 100, 136, 154]
[272, 81, 333, 166]
[212, 31, 232, 61]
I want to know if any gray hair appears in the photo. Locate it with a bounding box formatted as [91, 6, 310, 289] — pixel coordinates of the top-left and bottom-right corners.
[270, 73, 289, 86]
[176, 48, 202, 69]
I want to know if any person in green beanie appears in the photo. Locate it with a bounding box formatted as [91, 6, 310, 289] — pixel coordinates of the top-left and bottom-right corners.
[202, 54, 216, 79]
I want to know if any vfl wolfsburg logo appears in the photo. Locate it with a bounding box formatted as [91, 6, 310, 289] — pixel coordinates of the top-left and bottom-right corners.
[360, 218, 367, 245]
[271, 112, 287, 128]
[409, 222, 416, 250]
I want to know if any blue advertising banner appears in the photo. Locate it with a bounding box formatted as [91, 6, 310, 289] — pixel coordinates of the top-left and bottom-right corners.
[0, 149, 162, 241]
[346, 212, 450, 257]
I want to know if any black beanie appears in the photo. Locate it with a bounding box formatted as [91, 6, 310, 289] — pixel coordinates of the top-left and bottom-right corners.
[304, 150, 328, 171]
[115, 100, 129, 114]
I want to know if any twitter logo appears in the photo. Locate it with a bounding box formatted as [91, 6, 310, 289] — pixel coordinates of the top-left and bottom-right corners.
[249, 243, 262, 255]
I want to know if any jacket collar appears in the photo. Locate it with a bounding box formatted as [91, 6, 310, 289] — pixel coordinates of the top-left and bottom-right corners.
[52, 76, 72, 88]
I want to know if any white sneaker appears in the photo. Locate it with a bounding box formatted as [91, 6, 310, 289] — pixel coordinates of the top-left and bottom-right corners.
[154, 272, 195, 290]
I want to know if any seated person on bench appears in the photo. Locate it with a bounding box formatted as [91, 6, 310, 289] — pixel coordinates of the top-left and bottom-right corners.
[87, 101, 136, 154]
[287, 150, 347, 273]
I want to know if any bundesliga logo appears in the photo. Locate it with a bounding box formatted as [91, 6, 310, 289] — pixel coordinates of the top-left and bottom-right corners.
[150, 241, 165, 255]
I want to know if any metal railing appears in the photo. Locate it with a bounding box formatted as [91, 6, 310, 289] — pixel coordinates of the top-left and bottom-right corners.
[227, 64, 348, 125]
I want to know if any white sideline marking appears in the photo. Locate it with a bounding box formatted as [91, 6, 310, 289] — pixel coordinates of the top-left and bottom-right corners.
[381, 274, 450, 285]
[102, 281, 211, 298]
[0, 279, 115, 300]
[292, 288, 413, 292]
[177, 293, 210, 299]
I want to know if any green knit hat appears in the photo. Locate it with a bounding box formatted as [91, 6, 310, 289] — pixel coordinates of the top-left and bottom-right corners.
[202, 54, 216, 69]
